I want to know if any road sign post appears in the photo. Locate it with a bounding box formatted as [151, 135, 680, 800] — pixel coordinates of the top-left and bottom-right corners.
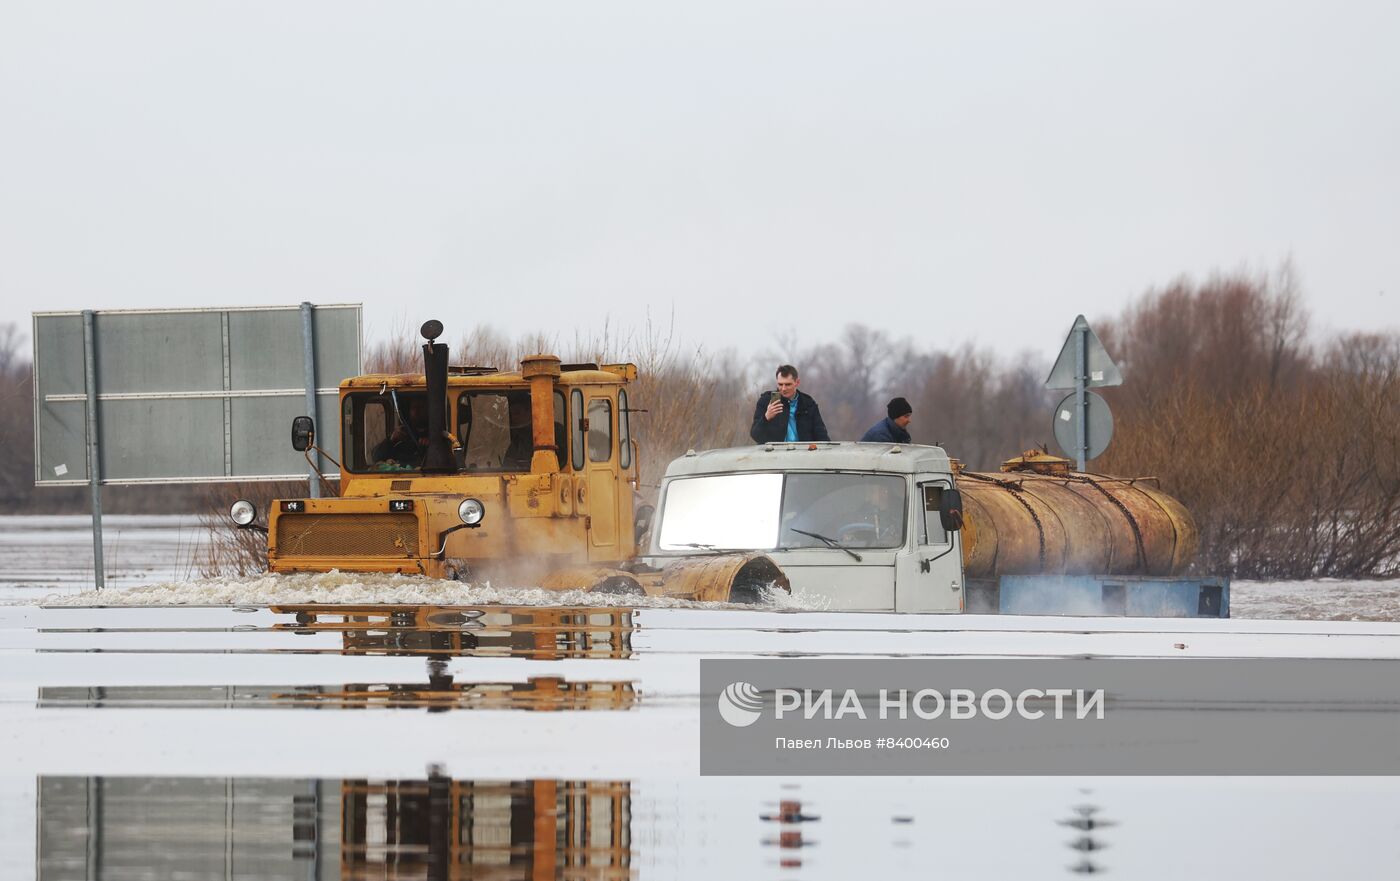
[1047, 315, 1122, 471]
[1075, 323, 1088, 471]
[82, 310, 104, 590]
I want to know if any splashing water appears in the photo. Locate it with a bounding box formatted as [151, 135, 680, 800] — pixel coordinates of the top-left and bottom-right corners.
[42, 570, 830, 611]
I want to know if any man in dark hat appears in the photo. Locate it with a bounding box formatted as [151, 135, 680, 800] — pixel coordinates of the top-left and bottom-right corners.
[859, 397, 913, 444]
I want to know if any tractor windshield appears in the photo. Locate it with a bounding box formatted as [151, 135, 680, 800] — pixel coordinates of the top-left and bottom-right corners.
[342, 392, 429, 473]
[456, 389, 567, 472]
[657, 472, 907, 551]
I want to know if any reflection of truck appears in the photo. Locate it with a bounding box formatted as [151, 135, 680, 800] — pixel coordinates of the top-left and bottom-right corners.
[230, 322, 786, 602]
[647, 444, 1229, 616]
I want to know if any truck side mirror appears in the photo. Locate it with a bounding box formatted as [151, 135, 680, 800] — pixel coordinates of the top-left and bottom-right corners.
[291, 416, 315, 452]
[939, 488, 964, 532]
[634, 504, 655, 545]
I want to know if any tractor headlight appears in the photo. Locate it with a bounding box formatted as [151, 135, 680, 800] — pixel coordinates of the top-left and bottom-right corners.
[458, 498, 485, 526]
[230, 499, 257, 527]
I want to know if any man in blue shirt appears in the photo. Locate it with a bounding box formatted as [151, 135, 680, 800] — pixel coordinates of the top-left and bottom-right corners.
[859, 397, 913, 444]
[750, 365, 830, 443]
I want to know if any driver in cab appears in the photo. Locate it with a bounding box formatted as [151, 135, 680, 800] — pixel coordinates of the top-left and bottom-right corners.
[373, 397, 429, 467]
[843, 481, 904, 547]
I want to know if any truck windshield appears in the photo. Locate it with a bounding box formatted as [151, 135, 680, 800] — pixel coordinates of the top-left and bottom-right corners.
[657, 472, 906, 551]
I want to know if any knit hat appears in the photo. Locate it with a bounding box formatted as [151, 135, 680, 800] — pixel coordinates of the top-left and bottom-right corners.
[887, 397, 912, 419]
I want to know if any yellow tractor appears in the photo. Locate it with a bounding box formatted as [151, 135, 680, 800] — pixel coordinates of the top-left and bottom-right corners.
[229, 320, 787, 602]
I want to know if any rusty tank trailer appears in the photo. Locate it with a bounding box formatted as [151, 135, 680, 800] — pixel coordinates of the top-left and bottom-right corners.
[958, 450, 1197, 579]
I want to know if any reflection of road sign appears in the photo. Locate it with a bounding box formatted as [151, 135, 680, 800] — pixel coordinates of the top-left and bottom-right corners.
[1053, 391, 1113, 461]
[1045, 315, 1122, 390]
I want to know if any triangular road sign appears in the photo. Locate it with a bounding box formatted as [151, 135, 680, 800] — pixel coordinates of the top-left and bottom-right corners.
[1045, 315, 1123, 390]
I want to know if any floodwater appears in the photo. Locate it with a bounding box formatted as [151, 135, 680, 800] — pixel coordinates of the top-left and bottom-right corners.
[4, 515, 1400, 879]
[0, 515, 206, 602]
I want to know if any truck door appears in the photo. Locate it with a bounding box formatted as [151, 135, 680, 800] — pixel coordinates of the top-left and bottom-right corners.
[894, 481, 964, 613]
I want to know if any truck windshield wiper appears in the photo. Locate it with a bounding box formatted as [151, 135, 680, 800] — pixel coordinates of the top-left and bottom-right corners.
[674, 542, 724, 554]
[788, 528, 863, 562]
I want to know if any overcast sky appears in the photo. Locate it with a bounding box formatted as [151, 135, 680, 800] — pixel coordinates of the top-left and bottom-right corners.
[1, 1, 1396, 369]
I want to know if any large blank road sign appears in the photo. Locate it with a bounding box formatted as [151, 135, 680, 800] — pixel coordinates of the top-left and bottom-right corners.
[33, 305, 361, 485]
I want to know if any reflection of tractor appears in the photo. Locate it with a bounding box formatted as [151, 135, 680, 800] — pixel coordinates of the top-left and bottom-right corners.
[266, 604, 639, 711]
[271, 604, 637, 659]
[38, 606, 640, 712]
[231, 321, 786, 602]
[342, 775, 632, 881]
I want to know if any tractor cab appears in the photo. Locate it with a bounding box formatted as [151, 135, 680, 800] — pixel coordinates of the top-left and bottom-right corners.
[235, 321, 640, 582]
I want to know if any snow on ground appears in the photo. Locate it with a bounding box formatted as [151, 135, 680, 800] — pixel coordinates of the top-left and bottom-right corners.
[1230, 578, 1400, 621]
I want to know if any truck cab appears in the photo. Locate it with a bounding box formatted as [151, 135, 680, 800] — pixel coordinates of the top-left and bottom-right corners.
[646, 443, 966, 612]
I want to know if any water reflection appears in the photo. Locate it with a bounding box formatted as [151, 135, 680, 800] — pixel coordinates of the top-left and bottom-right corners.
[37, 673, 638, 712]
[38, 605, 641, 713]
[760, 796, 819, 871]
[269, 605, 637, 660]
[1061, 800, 1116, 875]
[38, 770, 632, 881]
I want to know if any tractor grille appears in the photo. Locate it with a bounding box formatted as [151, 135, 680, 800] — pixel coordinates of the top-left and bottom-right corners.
[275, 514, 419, 558]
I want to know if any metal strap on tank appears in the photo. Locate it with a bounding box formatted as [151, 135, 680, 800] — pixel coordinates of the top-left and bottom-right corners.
[1068, 474, 1146, 570]
[962, 472, 1046, 570]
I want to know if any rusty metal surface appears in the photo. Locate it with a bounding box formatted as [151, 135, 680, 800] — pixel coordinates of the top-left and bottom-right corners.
[636, 553, 791, 603]
[521, 354, 562, 473]
[960, 464, 1197, 579]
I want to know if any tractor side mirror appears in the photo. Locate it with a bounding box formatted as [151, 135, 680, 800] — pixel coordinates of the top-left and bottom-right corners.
[634, 504, 656, 545]
[291, 416, 315, 452]
[939, 487, 964, 532]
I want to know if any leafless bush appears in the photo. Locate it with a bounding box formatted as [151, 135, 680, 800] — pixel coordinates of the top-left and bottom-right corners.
[0, 325, 35, 510]
[612, 316, 750, 496]
[901, 346, 1057, 470]
[1097, 269, 1400, 578]
[195, 480, 304, 577]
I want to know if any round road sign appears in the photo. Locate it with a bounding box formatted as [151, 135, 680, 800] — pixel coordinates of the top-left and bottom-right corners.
[1053, 391, 1114, 462]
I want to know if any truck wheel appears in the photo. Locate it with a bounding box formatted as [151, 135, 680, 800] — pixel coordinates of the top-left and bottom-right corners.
[728, 556, 790, 605]
[590, 575, 644, 596]
[729, 582, 764, 604]
[443, 562, 469, 582]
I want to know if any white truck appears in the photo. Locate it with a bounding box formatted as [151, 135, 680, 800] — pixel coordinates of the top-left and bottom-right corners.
[645, 442, 1229, 617]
